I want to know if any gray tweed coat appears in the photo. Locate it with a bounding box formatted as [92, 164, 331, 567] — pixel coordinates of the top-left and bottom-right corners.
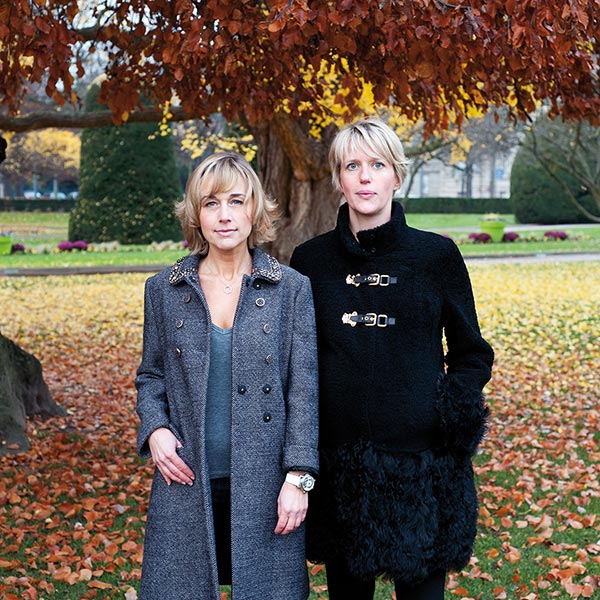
[135, 248, 319, 600]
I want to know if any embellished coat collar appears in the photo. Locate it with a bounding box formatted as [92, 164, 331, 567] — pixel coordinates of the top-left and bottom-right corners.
[168, 247, 282, 286]
[336, 201, 408, 258]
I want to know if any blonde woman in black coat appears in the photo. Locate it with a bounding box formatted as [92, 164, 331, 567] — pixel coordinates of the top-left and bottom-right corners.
[290, 119, 494, 600]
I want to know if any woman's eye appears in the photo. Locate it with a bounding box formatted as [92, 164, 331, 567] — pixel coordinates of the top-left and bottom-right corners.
[231, 198, 245, 206]
[373, 161, 385, 169]
[346, 162, 358, 170]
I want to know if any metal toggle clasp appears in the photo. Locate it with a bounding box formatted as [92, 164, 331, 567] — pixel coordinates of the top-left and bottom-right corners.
[371, 274, 390, 286]
[342, 311, 358, 326]
[364, 313, 391, 327]
[346, 273, 393, 287]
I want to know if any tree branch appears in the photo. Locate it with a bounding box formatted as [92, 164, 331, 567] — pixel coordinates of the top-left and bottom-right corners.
[527, 130, 600, 222]
[72, 6, 120, 41]
[74, 25, 104, 42]
[0, 107, 193, 132]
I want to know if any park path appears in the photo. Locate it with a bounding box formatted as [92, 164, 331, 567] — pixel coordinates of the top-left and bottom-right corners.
[0, 252, 598, 277]
[465, 252, 600, 265]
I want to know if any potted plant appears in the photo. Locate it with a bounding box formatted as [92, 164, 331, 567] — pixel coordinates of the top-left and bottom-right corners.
[479, 213, 507, 243]
[0, 231, 12, 255]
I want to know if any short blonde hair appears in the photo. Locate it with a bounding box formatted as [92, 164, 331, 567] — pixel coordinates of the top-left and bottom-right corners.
[329, 119, 409, 193]
[175, 152, 279, 255]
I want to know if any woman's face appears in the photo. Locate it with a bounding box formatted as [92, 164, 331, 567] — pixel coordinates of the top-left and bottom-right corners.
[198, 177, 254, 253]
[339, 147, 400, 231]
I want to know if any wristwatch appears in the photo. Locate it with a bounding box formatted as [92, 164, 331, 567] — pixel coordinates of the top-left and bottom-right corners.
[285, 472, 316, 493]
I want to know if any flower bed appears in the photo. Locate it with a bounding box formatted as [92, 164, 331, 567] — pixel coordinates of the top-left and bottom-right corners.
[8, 239, 188, 255]
[458, 230, 576, 245]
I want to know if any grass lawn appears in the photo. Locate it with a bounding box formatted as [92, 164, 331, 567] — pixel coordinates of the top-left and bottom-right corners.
[1, 212, 599, 271]
[0, 250, 183, 269]
[405, 213, 517, 229]
[0, 211, 70, 246]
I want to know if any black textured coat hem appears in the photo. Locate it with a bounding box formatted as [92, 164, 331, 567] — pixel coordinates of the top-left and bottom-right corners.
[306, 440, 478, 585]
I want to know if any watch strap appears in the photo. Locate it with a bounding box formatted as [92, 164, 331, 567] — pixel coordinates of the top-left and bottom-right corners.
[285, 472, 315, 492]
[285, 473, 303, 488]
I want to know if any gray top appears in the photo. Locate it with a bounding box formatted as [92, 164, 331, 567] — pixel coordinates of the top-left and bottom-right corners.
[205, 324, 232, 479]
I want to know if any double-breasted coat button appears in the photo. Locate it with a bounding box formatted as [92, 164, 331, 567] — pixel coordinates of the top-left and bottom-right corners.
[265, 354, 272, 365]
[263, 323, 272, 334]
[263, 413, 272, 423]
[262, 384, 272, 394]
[255, 297, 265, 307]
[175, 319, 184, 329]
[175, 347, 182, 357]
[237, 385, 247, 394]
[182, 293, 191, 303]
[253, 281, 262, 289]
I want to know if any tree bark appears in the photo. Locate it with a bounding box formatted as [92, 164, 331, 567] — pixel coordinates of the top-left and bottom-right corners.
[251, 114, 340, 264]
[0, 332, 65, 454]
[0, 107, 192, 132]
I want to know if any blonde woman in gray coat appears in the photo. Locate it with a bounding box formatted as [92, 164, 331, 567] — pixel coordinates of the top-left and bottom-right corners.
[135, 152, 319, 600]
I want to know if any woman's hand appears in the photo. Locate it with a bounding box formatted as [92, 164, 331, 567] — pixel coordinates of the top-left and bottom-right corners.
[274, 473, 309, 535]
[148, 427, 195, 486]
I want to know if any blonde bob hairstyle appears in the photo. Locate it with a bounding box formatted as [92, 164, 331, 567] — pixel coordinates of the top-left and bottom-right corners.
[175, 152, 279, 256]
[329, 119, 410, 193]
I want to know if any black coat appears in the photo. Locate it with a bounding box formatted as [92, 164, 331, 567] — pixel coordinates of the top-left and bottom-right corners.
[290, 202, 494, 584]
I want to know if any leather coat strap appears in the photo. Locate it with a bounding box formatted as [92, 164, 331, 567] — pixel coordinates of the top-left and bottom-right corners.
[346, 273, 398, 287]
[342, 312, 396, 328]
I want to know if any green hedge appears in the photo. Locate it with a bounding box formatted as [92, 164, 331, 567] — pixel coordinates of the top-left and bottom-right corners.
[69, 84, 182, 244]
[0, 199, 76, 212]
[401, 197, 512, 214]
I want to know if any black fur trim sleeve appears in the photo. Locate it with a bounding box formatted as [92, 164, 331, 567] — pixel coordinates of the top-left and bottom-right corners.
[436, 373, 490, 456]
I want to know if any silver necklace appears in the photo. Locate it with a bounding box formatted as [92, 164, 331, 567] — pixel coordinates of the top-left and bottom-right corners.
[204, 259, 252, 294]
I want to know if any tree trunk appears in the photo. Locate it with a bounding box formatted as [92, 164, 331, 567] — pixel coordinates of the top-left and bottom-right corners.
[488, 148, 497, 198]
[251, 114, 340, 264]
[463, 161, 474, 198]
[0, 332, 65, 454]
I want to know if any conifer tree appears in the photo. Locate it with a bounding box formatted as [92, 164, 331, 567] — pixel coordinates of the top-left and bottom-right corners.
[69, 84, 182, 244]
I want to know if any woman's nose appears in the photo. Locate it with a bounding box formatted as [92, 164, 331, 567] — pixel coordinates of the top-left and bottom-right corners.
[218, 204, 231, 220]
[359, 166, 371, 182]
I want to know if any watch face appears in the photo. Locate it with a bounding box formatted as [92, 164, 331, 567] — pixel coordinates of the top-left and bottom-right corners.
[300, 474, 315, 492]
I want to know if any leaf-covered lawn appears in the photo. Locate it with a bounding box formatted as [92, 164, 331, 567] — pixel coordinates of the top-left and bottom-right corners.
[0, 262, 599, 599]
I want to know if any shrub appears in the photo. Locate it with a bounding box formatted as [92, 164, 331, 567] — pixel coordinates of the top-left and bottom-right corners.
[57, 240, 88, 252]
[69, 84, 182, 244]
[510, 119, 596, 225]
[502, 232, 520, 242]
[544, 230, 569, 241]
[468, 232, 492, 243]
[57, 241, 74, 251]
